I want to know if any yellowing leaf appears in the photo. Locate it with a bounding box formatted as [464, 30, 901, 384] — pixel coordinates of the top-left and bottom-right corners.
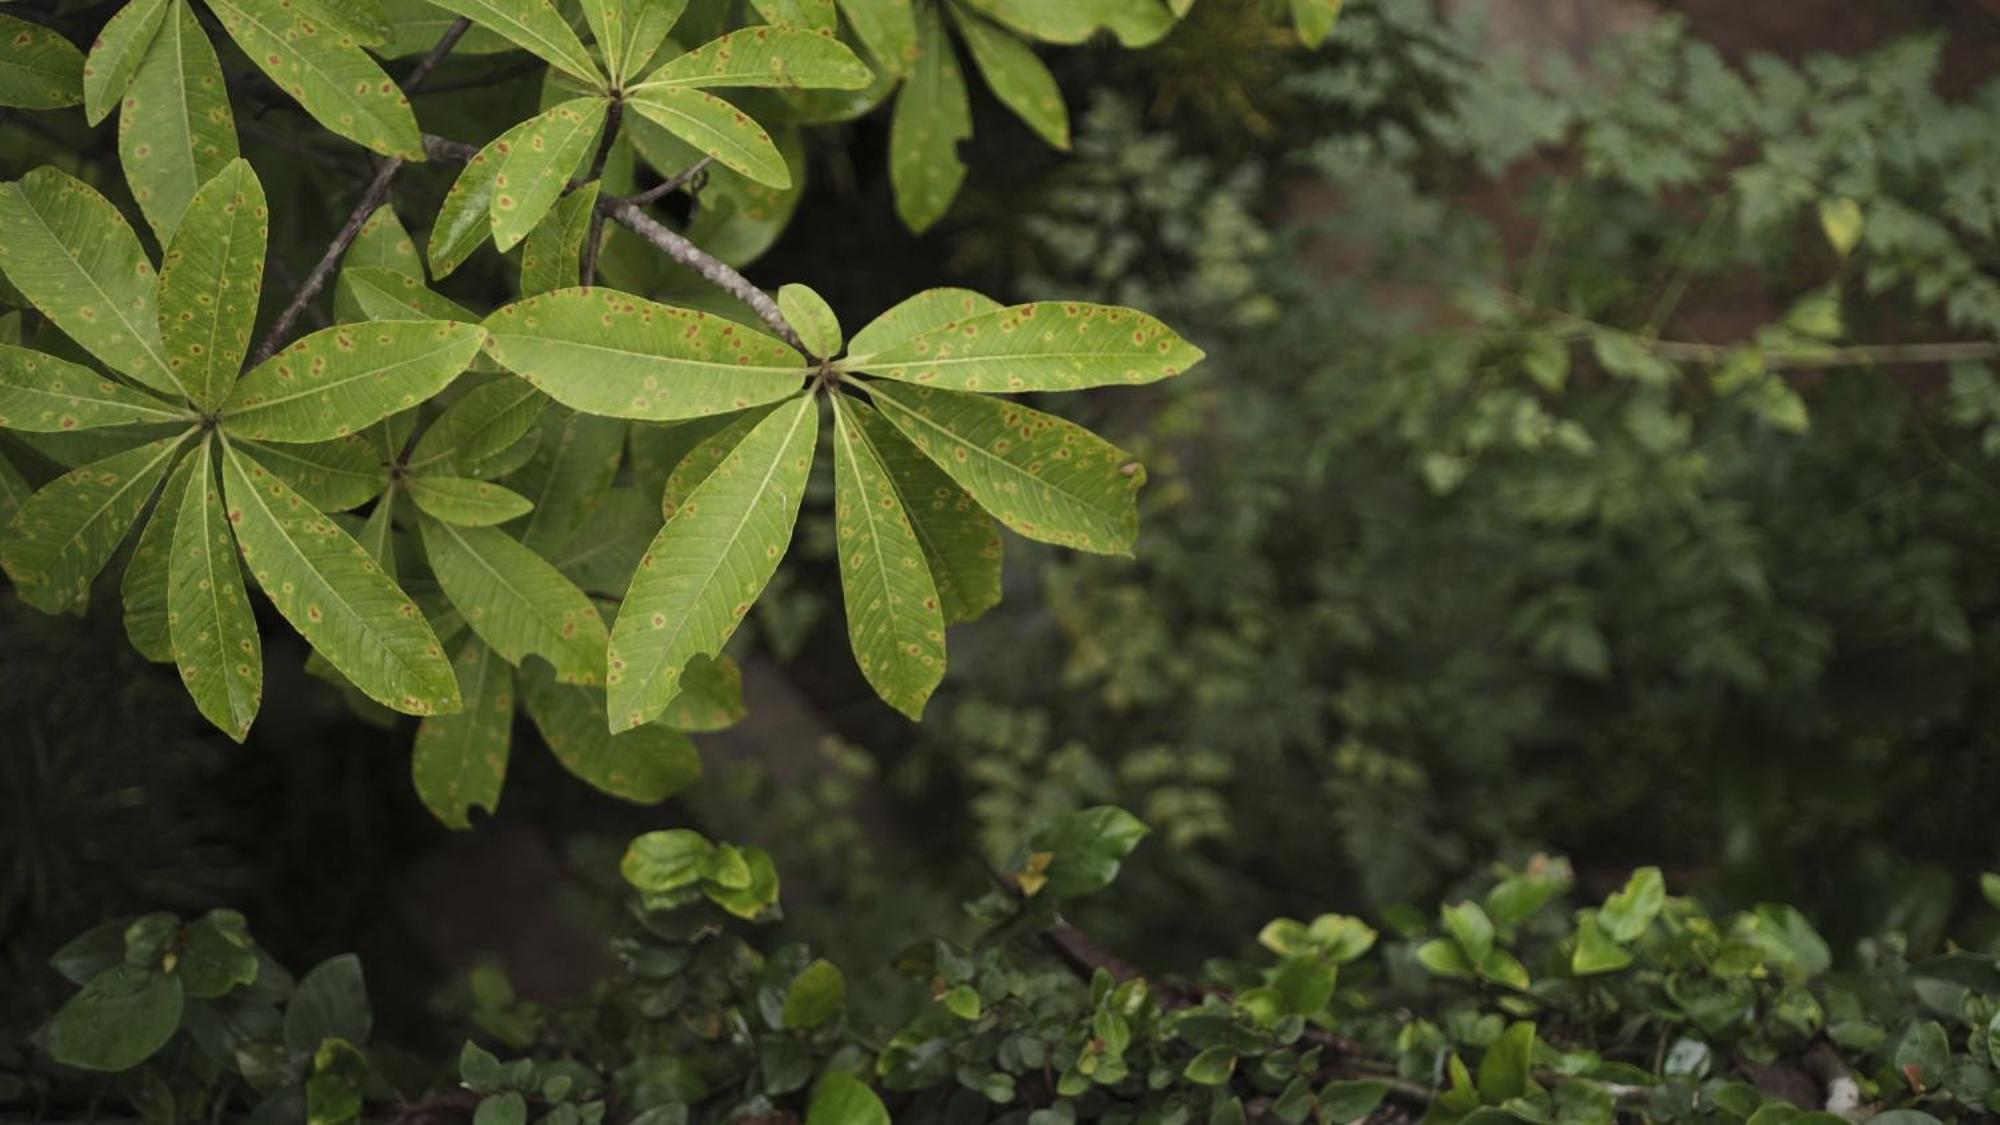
[626, 85, 791, 188]
[778, 283, 842, 359]
[831, 395, 945, 718]
[422, 0, 604, 86]
[419, 516, 609, 684]
[430, 115, 541, 278]
[848, 288, 998, 356]
[519, 183, 599, 298]
[748, 0, 836, 32]
[851, 398, 999, 623]
[0, 345, 186, 432]
[889, 4, 969, 232]
[1289, 0, 1341, 47]
[2, 432, 191, 613]
[607, 395, 816, 730]
[0, 12, 84, 110]
[407, 475, 535, 525]
[158, 160, 267, 410]
[83, 0, 170, 126]
[412, 637, 514, 828]
[634, 26, 871, 91]
[491, 97, 610, 253]
[122, 450, 201, 661]
[119, 0, 241, 243]
[168, 438, 263, 741]
[952, 7, 1067, 149]
[236, 437, 387, 511]
[223, 321, 486, 442]
[846, 300, 1201, 391]
[405, 376, 547, 475]
[208, 0, 423, 159]
[1819, 197, 1865, 258]
[836, 0, 916, 77]
[581, 0, 691, 87]
[522, 665, 701, 800]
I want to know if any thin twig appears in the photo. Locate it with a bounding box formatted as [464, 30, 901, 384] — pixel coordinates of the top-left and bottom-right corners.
[577, 100, 625, 288]
[599, 196, 805, 351]
[244, 19, 472, 368]
[629, 155, 715, 208]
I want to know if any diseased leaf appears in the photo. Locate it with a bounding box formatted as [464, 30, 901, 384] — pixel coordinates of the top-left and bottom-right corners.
[430, 115, 541, 278]
[420, 516, 610, 683]
[548, 487, 658, 598]
[221, 441, 460, 715]
[851, 397, 999, 623]
[512, 409, 626, 552]
[118, 0, 241, 243]
[626, 86, 791, 188]
[422, 0, 604, 85]
[836, 0, 917, 77]
[661, 407, 773, 518]
[208, 0, 424, 159]
[951, 6, 1068, 149]
[412, 637, 513, 828]
[237, 437, 386, 512]
[169, 438, 263, 741]
[335, 267, 481, 325]
[0, 12, 84, 110]
[482, 288, 805, 421]
[777, 283, 842, 359]
[1, 432, 189, 613]
[655, 653, 745, 731]
[846, 300, 1201, 390]
[0, 447, 28, 526]
[521, 664, 701, 800]
[83, 0, 171, 126]
[847, 288, 998, 357]
[747, 0, 836, 33]
[406, 376, 547, 476]
[889, 5, 969, 232]
[831, 395, 945, 718]
[866, 380, 1143, 554]
[607, 395, 816, 730]
[292, 0, 394, 46]
[0, 167, 180, 397]
[519, 183, 599, 298]
[491, 97, 610, 253]
[0, 345, 186, 432]
[222, 321, 486, 442]
[122, 449, 201, 661]
[158, 159, 267, 410]
[634, 27, 871, 91]
[377, 0, 515, 56]
[407, 475, 535, 526]
[357, 486, 398, 580]
[346, 204, 424, 277]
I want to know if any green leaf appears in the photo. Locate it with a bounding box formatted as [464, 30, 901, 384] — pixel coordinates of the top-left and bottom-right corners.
[1319, 1080, 1388, 1124]
[0, 167, 180, 397]
[419, 517, 609, 683]
[836, 0, 917, 77]
[2, 432, 189, 613]
[83, 0, 171, 125]
[1599, 867, 1666, 943]
[1443, 900, 1495, 965]
[336, 267, 481, 326]
[177, 909, 259, 998]
[207, 0, 424, 159]
[748, 0, 837, 33]
[0, 12, 84, 110]
[848, 288, 999, 357]
[408, 476, 535, 526]
[482, 288, 806, 421]
[889, 5, 969, 232]
[807, 1072, 889, 1125]
[626, 85, 792, 188]
[847, 401, 999, 623]
[490, 97, 610, 253]
[520, 665, 702, 801]
[169, 438, 264, 741]
[847, 300, 1201, 391]
[412, 637, 514, 829]
[1570, 916, 1634, 975]
[778, 284, 843, 359]
[346, 204, 424, 277]
[221, 441, 460, 715]
[1415, 939, 1472, 979]
[661, 407, 773, 517]
[782, 959, 846, 1029]
[475, 1093, 527, 1125]
[581, 0, 690, 87]
[634, 27, 872, 91]
[1289, 0, 1340, 46]
[0, 345, 186, 431]
[222, 321, 486, 442]
[1982, 872, 2000, 912]
[549, 487, 659, 598]
[957, 0, 1173, 47]
[407, 377, 547, 475]
[1896, 1021, 1950, 1090]
[431, 115, 542, 279]
[620, 828, 713, 891]
[123, 450, 200, 661]
[951, 7, 1067, 149]
[158, 160, 267, 410]
[118, 0, 241, 243]
[0, 446, 30, 528]
[607, 395, 817, 730]
[830, 395, 945, 718]
[286, 955, 371, 1056]
[1477, 1022, 1536, 1103]
[518, 183, 600, 298]
[423, 0, 603, 85]
[1027, 806, 1148, 897]
[865, 381, 1144, 555]
[294, 0, 395, 46]
[511, 409, 626, 552]
[1184, 1046, 1236, 1086]
[1818, 197, 1863, 258]
[237, 437, 387, 512]
[48, 965, 183, 1072]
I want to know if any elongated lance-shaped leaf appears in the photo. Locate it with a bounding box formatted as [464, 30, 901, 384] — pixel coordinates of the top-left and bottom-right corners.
[1, 431, 191, 613]
[846, 300, 1201, 390]
[549, 487, 657, 598]
[376, 0, 513, 56]
[407, 475, 534, 526]
[748, 0, 836, 32]
[357, 485, 398, 580]
[482, 288, 806, 421]
[582, 0, 690, 88]
[347, 204, 424, 276]
[422, 0, 603, 85]
[429, 115, 539, 278]
[634, 27, 871, 91]
[122, 449, 201, 661]
[83, 0, 171, 125]
[292, 0, 394, 46]
[169, 438, 263, 741]
[490, 98, 609, 253]
[119, 0, 241, 244]
[848, 288, 998, 357]
[951, 5, 1067, 149]
[513, 410, 626, 552]
[851, 396, 999, 623]
[865, 380, 1143, 555]
[608, 394, 816, 730]
[159, 160, 266, 410]
[838, 0, 917, 77]
[236, 437, 386, 512]
[419, 516, 610, 684]
[777, 284, 842, 359]
[957, 0, 1174, 46]
[412, 636, 513, 829]
[0, 12, 84, 109]
[335, 267, 480, 324]
[661, 406, 773, 518]
[889, 3, 970, 233]
[0, 345, 187, 432]
[220, 441, 460, 714]
[625, 86, 791, 188]
[0, 448, 27, 526]
[207, 0, 424, 159]
[0, 168, 181, 398]
[406, 377, 546, 475]
[521, 665, 700, 801]
[222, 321, 486, 442]
[519, 184, 599, 298]
[831, 395, 945, 718]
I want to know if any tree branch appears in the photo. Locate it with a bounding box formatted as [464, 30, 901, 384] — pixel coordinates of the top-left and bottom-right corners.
[598, 197, 804, 351]
[578, 100, 624, 289]
[244, 19, 472, 369]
